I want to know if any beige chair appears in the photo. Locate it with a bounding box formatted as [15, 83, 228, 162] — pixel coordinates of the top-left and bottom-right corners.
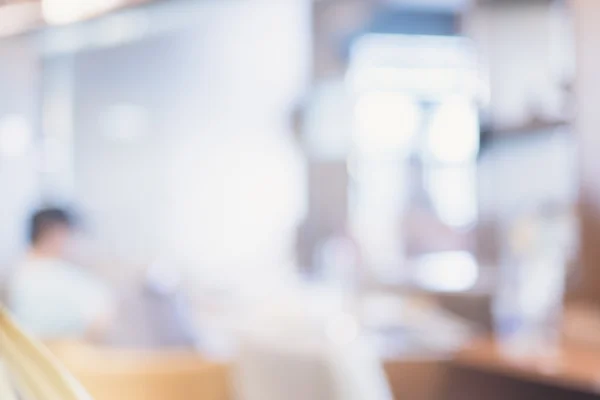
[232, 288, 393, 400]
[235, 336, 337, 400]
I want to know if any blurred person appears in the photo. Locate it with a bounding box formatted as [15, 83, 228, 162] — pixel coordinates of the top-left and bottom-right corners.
[7, 207, 114, 341]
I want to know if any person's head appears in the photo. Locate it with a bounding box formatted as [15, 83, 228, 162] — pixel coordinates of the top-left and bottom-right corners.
[28, 207, 75, 258]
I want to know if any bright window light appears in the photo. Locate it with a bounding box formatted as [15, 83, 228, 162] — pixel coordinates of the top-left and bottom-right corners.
[427, 99, 479, 163]
[425, 166, 477, 228]
[348, 34, 481, 99]
[354, 92, 420, 155]
[0, 115, 32, 159]
[413, 251, 478, 292]
[350, 66, 472, 97]
[167, 134, 306, 285]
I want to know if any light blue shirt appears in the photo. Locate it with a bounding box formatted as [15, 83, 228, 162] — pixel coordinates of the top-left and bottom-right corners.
[8, 258, 113, 339]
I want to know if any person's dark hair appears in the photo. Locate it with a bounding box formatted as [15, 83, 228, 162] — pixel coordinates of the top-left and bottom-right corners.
[29, 207, 75, 245]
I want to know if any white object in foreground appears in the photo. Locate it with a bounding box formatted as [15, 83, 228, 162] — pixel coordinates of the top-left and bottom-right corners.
[0, 307, 93, 400]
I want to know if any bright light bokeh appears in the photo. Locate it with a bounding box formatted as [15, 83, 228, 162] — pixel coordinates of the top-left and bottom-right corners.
[413, 251, 478, 292]
[425, 166, 478, 228]
[427, 99, 479, 163]
[349, 34, 482, 100]
[354, 92, 420, 155]
[42, 0, 126, 25]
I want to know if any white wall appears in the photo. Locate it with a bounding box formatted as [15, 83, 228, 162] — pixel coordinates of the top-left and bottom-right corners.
[69, 1, 310, 286]
[465, 2, 574, 129]
[0, 39, 40, 273]
[478, 130, 577, 219]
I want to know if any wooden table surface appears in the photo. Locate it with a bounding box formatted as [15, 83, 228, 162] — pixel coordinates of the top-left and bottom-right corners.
[453, 338, 600, 395]
[47, 341, 231, 400]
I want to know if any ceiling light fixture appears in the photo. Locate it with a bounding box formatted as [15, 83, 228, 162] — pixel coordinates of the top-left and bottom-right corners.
[41, 0, 133, 25]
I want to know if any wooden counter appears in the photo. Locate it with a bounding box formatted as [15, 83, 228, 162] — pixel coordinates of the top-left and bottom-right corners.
[453, 338, 600, 395]
[47, 342, 231, 400]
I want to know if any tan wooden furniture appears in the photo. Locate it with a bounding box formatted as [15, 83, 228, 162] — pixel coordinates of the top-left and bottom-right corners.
[384, 357, 449, 400]
[453, 338, 600, 395]
[47, 342, 230, 400]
